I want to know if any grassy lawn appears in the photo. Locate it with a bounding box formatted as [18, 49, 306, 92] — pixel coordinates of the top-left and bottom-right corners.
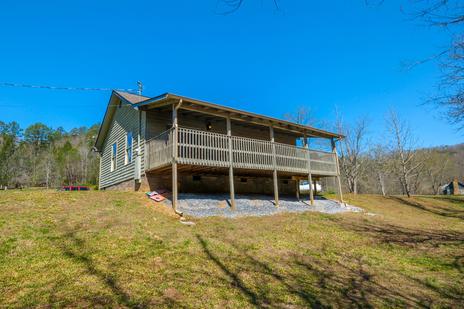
[0, 190, 463, 308]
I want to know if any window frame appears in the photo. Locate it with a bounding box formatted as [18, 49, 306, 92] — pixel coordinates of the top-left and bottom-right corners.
[111, 142, 117, 172]
[125, 132, 133, 165]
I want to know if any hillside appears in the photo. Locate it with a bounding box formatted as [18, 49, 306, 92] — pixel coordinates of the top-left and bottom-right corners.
[0, 191, 463, 307]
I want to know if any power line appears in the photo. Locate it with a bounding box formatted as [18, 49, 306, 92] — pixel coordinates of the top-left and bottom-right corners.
[0, 81, 137, 93]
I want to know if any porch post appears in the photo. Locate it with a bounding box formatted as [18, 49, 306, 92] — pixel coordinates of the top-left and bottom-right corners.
[172, 100, 182, 212]
[331, 138, 344, 203]
[226, 116, 236, 210]
[270, 126, 279, 207]
[305, 135, 314, 205]
[296, 178, 300, 200]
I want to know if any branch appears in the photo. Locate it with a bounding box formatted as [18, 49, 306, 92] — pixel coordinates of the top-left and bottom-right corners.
[216, 0, 280, 14]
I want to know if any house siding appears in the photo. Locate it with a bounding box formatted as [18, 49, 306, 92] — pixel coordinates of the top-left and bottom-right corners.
[100, 103, 143, 189]
[442, 183, 464, 195]
[100, 106, 305, 191]
[145, 110, 297, 145]
[140, 110, 146, 173]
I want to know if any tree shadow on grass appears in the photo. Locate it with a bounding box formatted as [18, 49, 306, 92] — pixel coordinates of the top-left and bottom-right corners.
[339, 220, 464, 248]
[56, 229, 148, 308]
[333, 219, 464, 304]
[55, 228, 186, 309]
[427, 196, 464, 206]
[223, 241, 328, 308]
[292, 254, 427, 308]
[405, 272, 464, 303]
[195, 234, 446, 307]
[389, 196, 464, 220]
[197, 234, 329, 308]
[230, 240, 441, 307]
[453, 256, 464, 273]
[195, 235, 263, 307]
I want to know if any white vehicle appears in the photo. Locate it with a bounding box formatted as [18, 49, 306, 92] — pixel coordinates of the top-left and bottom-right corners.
[299, 181, 322, 192]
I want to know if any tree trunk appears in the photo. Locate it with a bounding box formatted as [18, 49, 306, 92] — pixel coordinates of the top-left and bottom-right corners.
[377, 172, 386, 196]
[403, 175, 411, 198]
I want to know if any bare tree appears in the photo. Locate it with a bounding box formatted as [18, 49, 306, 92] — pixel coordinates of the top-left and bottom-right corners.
[283, 106, 315, 126]
[420, 149, 451, 194]
[336, 116, 369, 194]
[435, 38, 464, 128]
[386, 110, 422, 197]
[369, 145, 389, 196]
[283, 106, 334, 152]
[284, 106, 318, 147]
[399, 0, 464, 128]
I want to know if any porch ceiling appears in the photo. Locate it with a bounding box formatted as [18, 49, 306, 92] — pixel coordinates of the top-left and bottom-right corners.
[155, 107, 302, 138]
[136, 93, 343, 139]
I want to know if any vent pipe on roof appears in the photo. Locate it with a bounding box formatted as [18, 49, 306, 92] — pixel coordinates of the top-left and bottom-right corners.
[137, 81, 143, 95]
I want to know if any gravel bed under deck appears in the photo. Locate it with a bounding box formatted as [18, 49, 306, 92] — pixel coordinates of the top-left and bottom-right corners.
[164, 193, 362, 218]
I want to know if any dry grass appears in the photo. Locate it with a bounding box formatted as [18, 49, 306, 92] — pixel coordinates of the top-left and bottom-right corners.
[0, 190, 463, 308]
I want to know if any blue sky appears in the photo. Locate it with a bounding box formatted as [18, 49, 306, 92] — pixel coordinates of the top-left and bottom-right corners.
[0, 0, 461, 146]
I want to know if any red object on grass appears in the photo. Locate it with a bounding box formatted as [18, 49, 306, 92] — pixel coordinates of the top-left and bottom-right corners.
[61, 186, 89, 191]
[149, 194, 166, 202]
[146, 188, 170, 202]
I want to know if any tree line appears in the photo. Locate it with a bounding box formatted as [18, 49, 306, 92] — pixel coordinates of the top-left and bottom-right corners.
[0, 121, 100, 189]
[285, 107, 463, 196]
[336, 110, 463, 196]
[1, 114, 462, 195]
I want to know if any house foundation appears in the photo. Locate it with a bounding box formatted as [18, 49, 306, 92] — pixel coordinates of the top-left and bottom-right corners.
[141, 171, 297, 196]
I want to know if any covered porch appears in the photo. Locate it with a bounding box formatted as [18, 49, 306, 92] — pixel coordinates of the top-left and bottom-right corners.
[138, 95, 344, 212]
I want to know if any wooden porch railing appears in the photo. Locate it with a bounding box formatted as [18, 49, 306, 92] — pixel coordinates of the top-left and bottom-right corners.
[145, 127, 338, 175]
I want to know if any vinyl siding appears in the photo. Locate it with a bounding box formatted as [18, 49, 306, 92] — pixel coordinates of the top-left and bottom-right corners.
[140, 110, 146, 173]
[100, 103, 143, 189]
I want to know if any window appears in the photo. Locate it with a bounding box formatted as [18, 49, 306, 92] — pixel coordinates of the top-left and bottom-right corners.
[125, 132, 133, 164]
[111, 142, 117, 171]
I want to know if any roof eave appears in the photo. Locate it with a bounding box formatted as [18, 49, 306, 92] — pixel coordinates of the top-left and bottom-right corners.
[94, 91, 118, 151]
[137, 93, 343, 139]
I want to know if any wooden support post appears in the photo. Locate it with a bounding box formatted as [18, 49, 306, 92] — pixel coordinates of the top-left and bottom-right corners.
[313, 178, 318, 195]
[270, 126, 279, 207]
[304, 135, 314, 205]
[226, 116, 236, 210]
[296, 179, 300, 200]
[172, 100, 182, 212]
[331, 138, 344, 203]
[307, 173, 314, 205]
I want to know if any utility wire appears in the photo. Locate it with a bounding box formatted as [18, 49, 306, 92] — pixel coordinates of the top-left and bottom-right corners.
[0, 81, 136, 93]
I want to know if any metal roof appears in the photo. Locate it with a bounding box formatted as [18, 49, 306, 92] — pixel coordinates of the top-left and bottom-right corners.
[114, 90, 149, 104]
